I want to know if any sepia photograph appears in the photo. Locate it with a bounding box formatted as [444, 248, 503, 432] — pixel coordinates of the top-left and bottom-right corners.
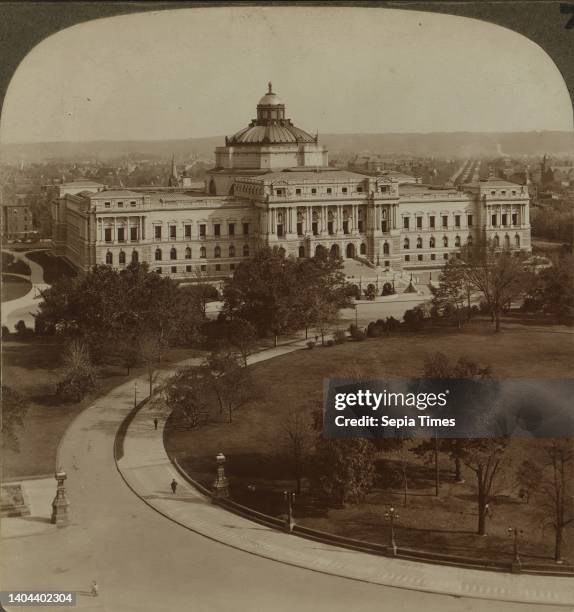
[1, 3, 573, 611]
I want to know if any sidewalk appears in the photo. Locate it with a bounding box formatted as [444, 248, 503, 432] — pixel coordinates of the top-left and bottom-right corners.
[117, 345, 574, 607]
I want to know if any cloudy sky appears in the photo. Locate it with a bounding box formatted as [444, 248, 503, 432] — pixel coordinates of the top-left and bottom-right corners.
[1, 6, 572, 144]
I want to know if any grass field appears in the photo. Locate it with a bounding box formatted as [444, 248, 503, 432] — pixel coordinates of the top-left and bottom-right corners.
[25, 250, 77, 285]
[2, 275, 32, 303]
[2, 252, 31, 276]
[2, 336, 203, 479]
[166, 318, 574, 564]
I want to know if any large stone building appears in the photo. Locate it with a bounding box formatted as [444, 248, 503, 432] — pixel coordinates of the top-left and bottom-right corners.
[52, 84, 531, 279]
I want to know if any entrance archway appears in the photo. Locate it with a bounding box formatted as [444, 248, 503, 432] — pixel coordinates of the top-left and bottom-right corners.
[315, 245, 326, 257]
[346, 243, 355, 258]
[330, 244, 339, 258]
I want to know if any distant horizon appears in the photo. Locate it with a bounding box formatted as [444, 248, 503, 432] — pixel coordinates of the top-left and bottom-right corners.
[3, 128, 574, 148]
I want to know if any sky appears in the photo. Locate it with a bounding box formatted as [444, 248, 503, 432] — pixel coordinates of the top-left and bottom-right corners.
[1, 6, 573, 144]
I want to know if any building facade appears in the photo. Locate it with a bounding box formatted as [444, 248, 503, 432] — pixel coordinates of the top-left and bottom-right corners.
[52, 85, 531, 279]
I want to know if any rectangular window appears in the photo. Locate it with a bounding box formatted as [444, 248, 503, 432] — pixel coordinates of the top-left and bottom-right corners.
[297, 222, 303, 236]
[201, 264, 207, 272]
[130, 227, 138, 241]
[381, 220, 388, 233]
[228, 223, 235, 236]
[311, 188, 317, 195]
[343, 221, 349, 234]
[312, 222, 318, 236]
[214, 224, 220, 236]
[455, 215, 460, 228]
[296, 189, 301, 195]
[405, 255, 410, 262]
[230, 263, 235, 271]
[117, 227, 125, 242]
[117, 201, 124, 208]
[403, 217, 409, 230]
[357, 187, 363, 193]
[416, 217, 422, 229]
[186, 265, 192, 272]
[384, 260, 390, 268]
[199, 224, 206, 237]
[130, 201, 137, 207]
[328, 221, 334, 235]
[276, 189, 284, 196]
[327, 188, 332, 195]
[342, 187, 347, 194]
[104, 228, 112, 242]
[105, 202, 111, 208]
[380, 185, 388, 193]
[430, 254, 436, 261]
[215, 264, 221, 272]
[185, 224, 192, 238]
[358, 220, 364, 233]
[502, 214, 508, 226]
[156, 267, 162, 274]
[512, 213, 518, 226]
[429, 215, 435, 229]
[277, 224, 283, 238]
[467, 214, 473, 227]
[442, 215, 448, 228]
[418, 254, 423, 261]
[155, 226, 162, 239]
[171, 266, 177, 274]
[443, 253, 449, 260]
[243, 223, 249, 236]
[491, 214, 497, 227]
[170, 225, 176, 239]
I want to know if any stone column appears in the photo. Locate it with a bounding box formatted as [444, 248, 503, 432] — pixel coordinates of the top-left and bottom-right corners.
[50, 470, 70, 527]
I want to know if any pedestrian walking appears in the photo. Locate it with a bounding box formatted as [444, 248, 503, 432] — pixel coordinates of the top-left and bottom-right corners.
[170, 479, 178, 494]
[153, 417, 158, 430]
[91, 581, 99, 598]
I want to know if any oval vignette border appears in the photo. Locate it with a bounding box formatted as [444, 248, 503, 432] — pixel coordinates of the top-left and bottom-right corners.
[0, 1, 573, 121]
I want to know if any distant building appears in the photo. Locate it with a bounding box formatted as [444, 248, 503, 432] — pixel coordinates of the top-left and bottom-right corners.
[52, 84, 531, 278]
[2, 197, 34, 239]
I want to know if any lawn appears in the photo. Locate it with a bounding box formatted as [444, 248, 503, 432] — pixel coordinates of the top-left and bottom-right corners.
[165, 317, 574, 564]
[2, 275, 32, 303]
[2, 336, 204, 479]
[25, 250, 77, 284]
[2, 252, 31, 276]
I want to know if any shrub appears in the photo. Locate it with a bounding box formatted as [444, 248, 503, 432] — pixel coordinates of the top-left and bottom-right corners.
[351, 328, 366, 341]
[1, 325, 10, 339]
[56, 370, 97, 403]
[381, 282, 394, 296]
[14, 320, 34, 338]
[364, 284, 376, 301]
[333, 329, 347, 344]
[306, 340, 316, 350]
[345, 284, 361, 300]
[366, 321, 384, 338]
[325, 339, 335, 347]
[403, 307, 426, 331]
[385, 316, 401, 332]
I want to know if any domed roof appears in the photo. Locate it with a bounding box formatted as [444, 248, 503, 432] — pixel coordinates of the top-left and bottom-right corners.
[258, 82, 283, 106]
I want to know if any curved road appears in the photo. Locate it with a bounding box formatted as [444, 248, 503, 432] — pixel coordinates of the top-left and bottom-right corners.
[2, 366, 571, 611]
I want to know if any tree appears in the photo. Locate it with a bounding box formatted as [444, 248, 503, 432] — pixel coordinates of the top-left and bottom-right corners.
[461, 439, 508, 535]
[1, 386, 29, 451]
[280, 407, 314, 494]
[180, 283, 219, 318]
[312, 438, 377, 507]
[56, 340, 98, 402]
[138, 331, 162, 396]
[431, 258, 472, 327]
[226, 318, 258, 366]
[204, 350, 255, 423]
[515, 459, 542, 504]
[163, 367, 211, 429]
[459, 240, 527, 332]
[539, 439, 574, 562]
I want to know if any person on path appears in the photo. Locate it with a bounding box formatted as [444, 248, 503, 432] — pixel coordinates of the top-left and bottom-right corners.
[153, 417, 158, 430]
[91, 581, 99, 597]
[170, 479, 178, 494]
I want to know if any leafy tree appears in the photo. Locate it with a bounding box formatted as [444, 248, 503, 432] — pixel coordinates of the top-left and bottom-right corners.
[431, 258, 472, 327]
[138, 331, 162, 396]
[280, 407, 314, 494]
[458, 240, 528, 332]
[226, 318, 258, 366]
[1, 386, 29, 451]
[163, 366, 210, 429]
[312, 438, 377, 507]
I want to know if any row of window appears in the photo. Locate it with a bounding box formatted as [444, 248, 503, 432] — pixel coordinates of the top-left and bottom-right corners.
[156, 263, 235, 274]
[103, 200, 138, 209]
[155, 222, 249, 240]
[404, 235, 471, 250]
[491, 213, 519, 227]
[274, 185, 389, 197]
[405, 254, 450, 263]
[153, 244, 250, 260]
[403, 214, 473, 231]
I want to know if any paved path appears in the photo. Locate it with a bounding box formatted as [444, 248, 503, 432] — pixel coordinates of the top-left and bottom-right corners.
[1, 249, 49, 329]
[2, 344, 572, 611]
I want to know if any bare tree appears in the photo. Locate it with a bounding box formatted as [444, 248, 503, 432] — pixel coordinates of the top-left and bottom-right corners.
[139, 332, 162, 396]
[163, 367, 210, 430]
[280, 407, 314, 494]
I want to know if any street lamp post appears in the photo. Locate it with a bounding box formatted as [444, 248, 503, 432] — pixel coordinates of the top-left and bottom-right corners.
[212, 452, 229, 500]
[384, 506, 400, 556]
[508, 526, 523, 571]
[134, 381, 138, 409]
[283, 490, 296, 533]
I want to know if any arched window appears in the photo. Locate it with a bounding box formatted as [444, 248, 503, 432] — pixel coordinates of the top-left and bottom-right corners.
[515, 234, 520, 247]
[360, 243, 367, 255]
[455, 235, 461, 247]
[214, 246, 221, 258]
[131, 251, 138, 263]
[229, 245, 235, 257]
[416, 237, 422, 249]
[119, 250, 126, 264]
[209, 179, 216, 195]
[200, 246, 207, 258]
[467, 235, 473, 246]
[443, 236, 448, 247]
[105, 251, 113, 265]
[504, 234, 510, 248]
[185, 247, 192, 259]
[243, 244, 250, 257]
[155, 248, 162, 261]
[170, 247, 177, 260]
[383, 242, 390, 255]
[298, 246, 305, 258]
[403, 238, 409, 250]
[429, 236, 435, 248]
[493, 235, 500, 248]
